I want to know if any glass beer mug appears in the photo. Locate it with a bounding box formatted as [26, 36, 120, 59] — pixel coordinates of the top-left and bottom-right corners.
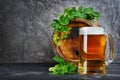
[78, 27, 114, 75]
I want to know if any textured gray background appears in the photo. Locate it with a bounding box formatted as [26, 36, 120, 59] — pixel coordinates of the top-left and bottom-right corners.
[0, 0, 119, 63]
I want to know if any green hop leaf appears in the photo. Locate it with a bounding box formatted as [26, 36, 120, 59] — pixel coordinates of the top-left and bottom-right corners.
[78, 5, 83, 12]
[53, 56, 64, 64]
[59, 15, 69, 25]
[83, 7, 93, 14]
[49, 56, 77, 75]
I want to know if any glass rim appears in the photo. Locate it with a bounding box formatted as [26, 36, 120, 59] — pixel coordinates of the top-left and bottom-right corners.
[79, 27, 105, 35]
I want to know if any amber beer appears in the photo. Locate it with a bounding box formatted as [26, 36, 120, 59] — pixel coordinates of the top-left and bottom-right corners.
[78, 27, 114, 75]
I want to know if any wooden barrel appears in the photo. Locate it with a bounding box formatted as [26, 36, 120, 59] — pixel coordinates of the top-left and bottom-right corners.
[52, 18, 99, 62]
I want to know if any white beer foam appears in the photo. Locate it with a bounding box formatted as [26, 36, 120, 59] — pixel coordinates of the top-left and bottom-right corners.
[79, 27, 105, 35]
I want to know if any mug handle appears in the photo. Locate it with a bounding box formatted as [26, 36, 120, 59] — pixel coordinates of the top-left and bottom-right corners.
[105, 33, 114, 66]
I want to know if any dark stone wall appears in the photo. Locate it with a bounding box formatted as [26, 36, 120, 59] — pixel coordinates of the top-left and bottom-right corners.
[0, 0, 119, 63]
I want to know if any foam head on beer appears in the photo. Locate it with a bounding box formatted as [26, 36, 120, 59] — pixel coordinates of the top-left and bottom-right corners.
[79, 27, 105, 35]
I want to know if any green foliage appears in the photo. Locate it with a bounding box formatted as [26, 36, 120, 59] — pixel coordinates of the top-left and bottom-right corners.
[50, 5, 100, 45]
[53, 56, 64, 64]
[49, 56, 77, 75]
[83, 7, 100, 20]
[53, 31, 60, 46]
